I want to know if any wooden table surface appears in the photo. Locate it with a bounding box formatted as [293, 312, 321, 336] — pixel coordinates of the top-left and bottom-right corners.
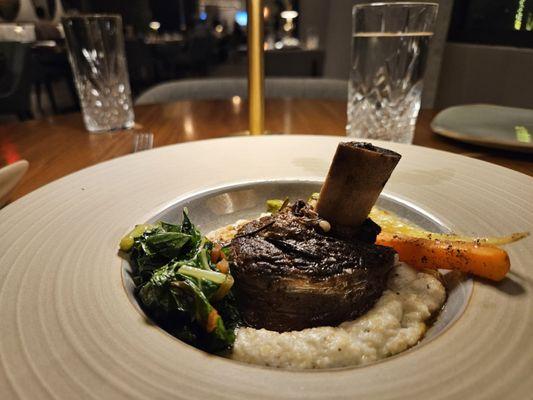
[1, 98, 532, 203]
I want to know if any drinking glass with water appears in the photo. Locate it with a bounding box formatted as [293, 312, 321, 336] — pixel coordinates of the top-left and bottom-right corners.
[347, 2, 438, 143]
[62, 15, 134, 133]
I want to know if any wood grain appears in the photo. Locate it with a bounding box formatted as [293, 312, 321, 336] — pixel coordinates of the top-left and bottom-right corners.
[0, 98, 531, 204]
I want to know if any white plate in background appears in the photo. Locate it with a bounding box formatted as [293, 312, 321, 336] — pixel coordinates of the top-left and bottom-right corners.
[431, 104, 533, 153]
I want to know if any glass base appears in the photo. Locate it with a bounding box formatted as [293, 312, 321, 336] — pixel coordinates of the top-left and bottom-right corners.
[346, 125, 415, 144]
[84, 118, 135, 133]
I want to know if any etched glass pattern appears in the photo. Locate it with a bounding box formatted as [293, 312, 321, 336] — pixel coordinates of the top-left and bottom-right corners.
[347, 3, 438, 143]
[63, 15, 134, 132]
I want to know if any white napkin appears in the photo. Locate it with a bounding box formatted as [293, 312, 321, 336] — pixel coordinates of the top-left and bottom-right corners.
[0, 160, 29, 207]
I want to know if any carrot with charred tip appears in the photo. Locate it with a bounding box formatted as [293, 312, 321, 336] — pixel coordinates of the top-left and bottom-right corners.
[377, 232, 510, 281]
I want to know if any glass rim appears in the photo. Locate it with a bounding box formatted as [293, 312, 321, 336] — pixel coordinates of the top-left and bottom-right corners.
[61, 14, 122, 21]
[353, 2, 438, 10]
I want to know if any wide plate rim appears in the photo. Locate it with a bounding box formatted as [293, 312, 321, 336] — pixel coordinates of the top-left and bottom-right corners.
[0, 135, 531, 400]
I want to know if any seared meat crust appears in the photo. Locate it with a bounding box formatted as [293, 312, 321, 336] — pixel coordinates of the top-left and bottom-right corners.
[231, 201, 396, 332]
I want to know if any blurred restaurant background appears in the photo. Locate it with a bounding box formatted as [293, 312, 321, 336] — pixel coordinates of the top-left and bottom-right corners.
[1, 0, 533, 121]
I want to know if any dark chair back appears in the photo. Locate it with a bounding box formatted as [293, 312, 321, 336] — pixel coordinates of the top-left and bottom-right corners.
[265, 50, 325, 77]
[125, 39, 156, 95]
[187, 33, 215, 75]
[0, 42, 33, 119]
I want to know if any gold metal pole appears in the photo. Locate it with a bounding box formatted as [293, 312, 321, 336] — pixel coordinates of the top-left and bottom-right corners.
[247, 0, 265, 135]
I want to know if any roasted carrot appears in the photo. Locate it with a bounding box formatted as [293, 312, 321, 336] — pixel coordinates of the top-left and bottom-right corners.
[210, 244, 222, 263]
[377, 232, 510, 281]
[369, 207, 529, 245]
[216, 259, 230, 274]
[206, 309, 220, 333]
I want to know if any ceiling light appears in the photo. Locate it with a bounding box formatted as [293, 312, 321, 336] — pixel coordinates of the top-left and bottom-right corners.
[280, 10, 298, 19]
